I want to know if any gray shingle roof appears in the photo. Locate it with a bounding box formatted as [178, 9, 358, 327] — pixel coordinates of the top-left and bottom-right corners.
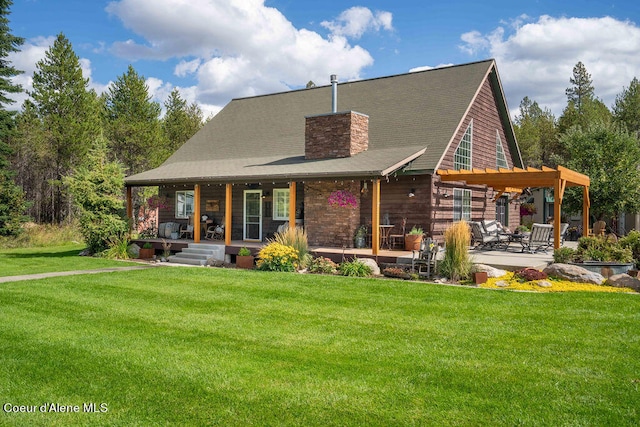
[126, 59, 511, 185]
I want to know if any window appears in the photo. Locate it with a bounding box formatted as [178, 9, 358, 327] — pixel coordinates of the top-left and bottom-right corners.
[175, 190, 194, 219]
[272, 189, 290, 220]
[453, 188, 472, 221]
[454, 121, 472, 170]
[496, 131, 508, 169]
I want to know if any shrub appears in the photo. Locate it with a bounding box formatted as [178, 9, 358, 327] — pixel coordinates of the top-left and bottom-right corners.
[553, 247, 576, 264]
[142, 242, 153, 249]
[338, 258, 372, 277]
[438, 220, 472, 282]
[382, 267, 411, 279]
[101, 233, 131, 259]
[271, 226, 308, 259]
[575, 236, 633, 263]
[514, 268, 547, 282]
[619, 230, 640, 268]
[238, 247, 252, 256]
[308, 256, 338, 274]
[257, 242, 299, 272]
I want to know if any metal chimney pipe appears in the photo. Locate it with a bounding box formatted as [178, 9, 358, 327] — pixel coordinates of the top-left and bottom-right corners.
[330, 74, 338, 113]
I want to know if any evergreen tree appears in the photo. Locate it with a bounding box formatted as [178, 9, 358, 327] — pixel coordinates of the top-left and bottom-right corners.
[162, 88, 203, 157]
[0, 0, 28, 235]
[64, 135, 128, 253]
[513, 97, 558, 167]
[104, 65, 164, 174]
[613, 77, 640, 136]
[29, 33, 101, 223]
[565, 61, 594, 113]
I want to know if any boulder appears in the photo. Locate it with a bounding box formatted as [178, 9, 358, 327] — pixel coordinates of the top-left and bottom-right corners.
[357, 258, 381, 276]
[472, 264, 507, 278]
[537, 280, 553, 288]
[543, 263, 605, 285]
[495, 280, 510, 287]
[606, 274, 640, 292]
[128, 243, 140, 258]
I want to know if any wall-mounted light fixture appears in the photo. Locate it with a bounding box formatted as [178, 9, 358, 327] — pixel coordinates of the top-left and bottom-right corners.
[361, 181, 369, 195]
[408, 188, 416, 198]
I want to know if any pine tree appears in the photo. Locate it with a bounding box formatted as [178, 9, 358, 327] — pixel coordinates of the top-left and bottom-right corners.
[162, 88, 203, 157]
[565, 61, 594, 112]
[29, 33, 101, 223]
[513, 97, 558, 167]
[613, 77, 640, 136]
[104, 65, 164, 174]
[0, 0, 28, 235]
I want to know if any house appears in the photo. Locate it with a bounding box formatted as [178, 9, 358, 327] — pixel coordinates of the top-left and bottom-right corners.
[124, 59, 524, 255]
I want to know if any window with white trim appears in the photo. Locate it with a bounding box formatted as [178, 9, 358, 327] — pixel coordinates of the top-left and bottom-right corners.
[496, 131, 508, 169]
[453, 188, 472, 221]
[272, 188, 290, 221]
[454, 121, 472, 171]
[175, 190, 194, 219]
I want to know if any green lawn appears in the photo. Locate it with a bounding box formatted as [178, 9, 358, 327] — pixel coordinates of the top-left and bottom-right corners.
[1, 267, 639, 426]
[0, 244, 136, 277]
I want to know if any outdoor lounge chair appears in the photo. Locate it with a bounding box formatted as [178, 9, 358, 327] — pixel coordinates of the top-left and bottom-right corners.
[520, 223, 553, 253]
[179, 215, 194, 239]
[469, 221, 508, 250]
[549, 222, 569, 247]
[205, 224, 224, 240]
[412, 237, 438, 278]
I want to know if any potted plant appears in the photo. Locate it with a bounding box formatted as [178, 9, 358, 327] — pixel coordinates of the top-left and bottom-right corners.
[139, 242, 155, 259]
[404, 226, 424, 251]
[236, 247, 255, 269]
[354, 225, 367, 248]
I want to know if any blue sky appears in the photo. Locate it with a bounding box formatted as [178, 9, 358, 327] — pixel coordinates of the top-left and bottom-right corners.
[8, 0, 640, 118]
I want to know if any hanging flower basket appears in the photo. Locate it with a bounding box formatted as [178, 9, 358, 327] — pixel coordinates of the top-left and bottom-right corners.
[328, 190, 358, 209]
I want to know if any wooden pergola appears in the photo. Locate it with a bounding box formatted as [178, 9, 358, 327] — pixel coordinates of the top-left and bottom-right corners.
[437, 166, 590, 249]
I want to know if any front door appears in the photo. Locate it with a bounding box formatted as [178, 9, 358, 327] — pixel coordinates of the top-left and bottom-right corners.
[244, 190, 262, 241]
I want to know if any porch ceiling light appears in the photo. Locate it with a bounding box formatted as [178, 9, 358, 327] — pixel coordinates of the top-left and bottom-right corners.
[408, 188, 416, 198]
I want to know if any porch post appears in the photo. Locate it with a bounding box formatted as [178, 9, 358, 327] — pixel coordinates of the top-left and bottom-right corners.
[583, 185, 590, 238]
[372, 179, 380, 256]
[553, 178, 565, 250]
[126, 186, 133, 230]
[289, 181, 296, 230]
[194, 184, 201, 243]
[225, 184, 232, 246]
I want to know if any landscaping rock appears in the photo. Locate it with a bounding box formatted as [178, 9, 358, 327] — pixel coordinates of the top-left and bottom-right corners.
[472, 264, 507, 278]
[358, 258, 380, 275]
[495, 280, 510, 287]
[537, 280, 553, 288]
[543, 263, 605, 285]
[78, 248, 92, 257]
[607, 274, 640, 292]
[128, 243, 140, 258]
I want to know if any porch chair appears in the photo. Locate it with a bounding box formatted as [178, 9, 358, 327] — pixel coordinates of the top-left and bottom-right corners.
[469, 221, 508, 250]
[549, 222, 569, 247]
[388, 218, 407, 250]
[205, 224, 224, 240]
[412, 237, 438, 278]
[179, 215, 194, 239]
[520, 223, 553, 253]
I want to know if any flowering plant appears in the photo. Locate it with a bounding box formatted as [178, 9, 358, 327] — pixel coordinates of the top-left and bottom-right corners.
[257, 242, 299, 272]
[327, 190, 358, 208]
[147, 195, 170, 210]
[520, 203, 537, 217]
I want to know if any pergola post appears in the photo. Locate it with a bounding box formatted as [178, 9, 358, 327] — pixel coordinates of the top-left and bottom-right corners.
[225, 184, 232, 246]
[194, 184, 201, 243]
[553, 179, 563, 250]
[583, 186, 590, 237]
[372, 179, 380, 256]
[126, 186, 133, 230]
[289, 181, 296, 230]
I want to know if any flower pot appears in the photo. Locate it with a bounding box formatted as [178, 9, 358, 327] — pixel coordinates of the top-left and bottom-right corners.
[236, 255, 255, 269]
[355, 235, 366, 248]
[139, 248, 155, 259]
[404, 234, 423, 251]
[473, 271, 488, 284]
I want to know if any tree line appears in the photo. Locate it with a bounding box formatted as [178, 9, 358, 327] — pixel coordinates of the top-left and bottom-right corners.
[0, 0, 205, 237]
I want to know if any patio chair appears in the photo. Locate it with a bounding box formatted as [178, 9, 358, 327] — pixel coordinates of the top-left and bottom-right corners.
[520, 223, 553, 253]
[469, 221, 508, 250]
[549, 222, 569, 247]
[388, 218, 407, 249]
[412, 237, 438, 278]
[205, 224, 224, 240]
[179, 215, 194, 239]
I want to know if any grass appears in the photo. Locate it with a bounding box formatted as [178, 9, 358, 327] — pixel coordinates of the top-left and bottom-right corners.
[0, 244, 135, 277]
[1, 267, 639, 425]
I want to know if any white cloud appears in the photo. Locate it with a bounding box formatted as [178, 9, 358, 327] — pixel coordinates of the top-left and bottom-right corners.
[321, 7, 394, 39]
[105, 0, 391, 108]
[459, 15, 640, 117]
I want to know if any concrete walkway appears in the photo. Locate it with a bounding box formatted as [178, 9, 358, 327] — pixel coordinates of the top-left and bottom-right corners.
[0, 265, 153, 283]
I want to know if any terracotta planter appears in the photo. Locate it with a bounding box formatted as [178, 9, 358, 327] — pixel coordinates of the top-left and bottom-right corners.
[404, 234, 423, 251]
[236, 255, 255, 269]
[139, 248, 155, 259]
[473, 271, 488, 284]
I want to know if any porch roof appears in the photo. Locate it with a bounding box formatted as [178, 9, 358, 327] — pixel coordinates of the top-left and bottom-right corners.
[125, 146, 426, 185]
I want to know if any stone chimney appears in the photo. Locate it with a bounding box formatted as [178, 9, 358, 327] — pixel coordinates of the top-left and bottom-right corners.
[305, 112, 369, 160]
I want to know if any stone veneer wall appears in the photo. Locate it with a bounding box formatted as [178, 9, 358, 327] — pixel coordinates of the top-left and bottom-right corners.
[304, 181, 361, 248]
[305, 111, 369, 160]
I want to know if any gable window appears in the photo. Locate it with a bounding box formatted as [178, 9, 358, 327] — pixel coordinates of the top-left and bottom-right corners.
[273, 188, 290, 221]
[454, 121, 472, 171]
[496, 131, 508, 169]
[175, 190, 194, 219]
[453, 188, 472, 221]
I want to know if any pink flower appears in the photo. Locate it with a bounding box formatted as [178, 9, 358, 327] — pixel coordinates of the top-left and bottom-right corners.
[328, 190, 358, 208]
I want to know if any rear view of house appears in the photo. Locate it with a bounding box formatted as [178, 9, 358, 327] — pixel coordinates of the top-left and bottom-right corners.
[125, 59, 522, 254]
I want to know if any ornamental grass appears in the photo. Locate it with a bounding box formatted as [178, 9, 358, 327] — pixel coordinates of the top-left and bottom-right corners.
[270, 226, 309, 260]
[438, 220, 472, 282]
